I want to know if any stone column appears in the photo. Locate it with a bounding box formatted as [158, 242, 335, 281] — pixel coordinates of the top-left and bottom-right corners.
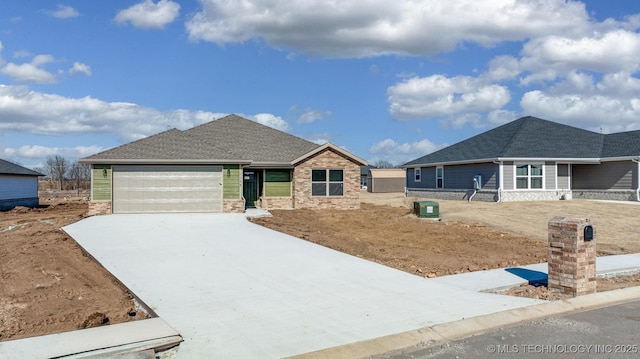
[548, 217, 596, 297]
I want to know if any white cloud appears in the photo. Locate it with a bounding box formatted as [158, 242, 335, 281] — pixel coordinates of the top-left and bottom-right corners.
[0, 85, 223, 141]
[186, 0, 589, 58]
[304, 133, 332, 145]
[369, 137, 444, 165]
[1, 144, 106, 169]
[0, 86, 292, 145]
[69, 62, 92, 76]
[249, 113, 290, 132]
[519, 30, 640, 84]
[3, 145, 103, 160]
[49, 5, 80, 19]
[487, 109, 518, 126]
[290, 105, 332, 124]
[387, 74, 511, 120]
[520, 72, 640, 133]
[114, 0, 180, 29]
[1, 55, 57, 84]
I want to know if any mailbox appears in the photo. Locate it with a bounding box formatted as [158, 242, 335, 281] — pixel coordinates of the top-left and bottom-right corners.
[584, 225, 594, 241]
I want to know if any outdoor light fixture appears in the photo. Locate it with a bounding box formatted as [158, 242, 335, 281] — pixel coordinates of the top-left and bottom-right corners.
[227, 169, 231, 177]
[103, 168, 108, 178]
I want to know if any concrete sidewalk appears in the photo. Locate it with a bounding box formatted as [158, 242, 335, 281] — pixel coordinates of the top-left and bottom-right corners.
[57, 214, 640, 358]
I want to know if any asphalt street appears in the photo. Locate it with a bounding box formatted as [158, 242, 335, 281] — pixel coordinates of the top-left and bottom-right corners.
[388, 300, 640, 359]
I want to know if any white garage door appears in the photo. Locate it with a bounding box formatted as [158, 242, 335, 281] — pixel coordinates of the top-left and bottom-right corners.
[113, 165, 223, 214]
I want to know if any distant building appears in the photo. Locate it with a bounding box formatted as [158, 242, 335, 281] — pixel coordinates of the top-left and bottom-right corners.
[367, 168, 406, 193]
[403, 116, 640, 202]
[360, 165, 376, 189]
[0, 159, 43, 210]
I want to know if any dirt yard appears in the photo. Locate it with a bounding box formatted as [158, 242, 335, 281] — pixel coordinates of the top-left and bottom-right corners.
[2, 192, 639, 341]
[0, 199, 146, 342]
[252, 192, 640, 286]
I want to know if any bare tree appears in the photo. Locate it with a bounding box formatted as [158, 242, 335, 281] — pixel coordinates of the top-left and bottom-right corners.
[68, 161, 91, 195]
[45, 155, 69, 191]
[374, 160, 395, 168]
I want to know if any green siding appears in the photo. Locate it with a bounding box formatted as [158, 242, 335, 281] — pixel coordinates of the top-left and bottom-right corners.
[92, 165, 111, 200]
[265, 169, 291, 197]
[223, 165, 240, 199]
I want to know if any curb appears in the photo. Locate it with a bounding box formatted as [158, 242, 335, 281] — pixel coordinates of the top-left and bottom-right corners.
[289, 286, 640, 359]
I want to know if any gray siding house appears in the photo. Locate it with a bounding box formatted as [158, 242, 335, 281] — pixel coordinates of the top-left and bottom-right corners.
[403, 116, 640, 202]
[0, 159, 43, 210]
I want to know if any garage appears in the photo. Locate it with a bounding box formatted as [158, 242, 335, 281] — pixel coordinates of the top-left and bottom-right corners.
[112, 165, 222, 214]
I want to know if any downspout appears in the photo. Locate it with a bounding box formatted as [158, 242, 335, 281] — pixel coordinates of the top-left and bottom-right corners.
[634, 158, 640, 201]
[493, 160, 502, 203]
[468, 188, 477, 202]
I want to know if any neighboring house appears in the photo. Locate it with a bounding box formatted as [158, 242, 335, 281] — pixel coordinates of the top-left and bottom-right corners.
[403, 116, 640, 202]
[81, 115, 367, 214]
[360, 165, 376, 189]
[0, 159, 43, 211]
[367, 168, 406, 193]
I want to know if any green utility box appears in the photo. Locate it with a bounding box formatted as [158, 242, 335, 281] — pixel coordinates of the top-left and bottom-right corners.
[414, 201, 439, 219]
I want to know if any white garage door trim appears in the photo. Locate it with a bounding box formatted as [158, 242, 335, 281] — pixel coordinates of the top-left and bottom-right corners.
[112, 165, 223, 214]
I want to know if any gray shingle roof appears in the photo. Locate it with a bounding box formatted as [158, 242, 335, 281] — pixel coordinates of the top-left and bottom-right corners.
[184, 115, 320, 164]
[602, 130, 640, 158]
[0, 159, 43, 176]
[404, 116, 639, 167]
[83, 114, 320, 164]
[83, 128, 241, 162]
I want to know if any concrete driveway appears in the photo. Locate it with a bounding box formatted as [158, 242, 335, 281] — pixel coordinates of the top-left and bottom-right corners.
[63, 214, 543, 358]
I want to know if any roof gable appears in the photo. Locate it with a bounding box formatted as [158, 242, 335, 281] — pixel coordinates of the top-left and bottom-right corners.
[404, 116, 611, 167]
[185, 115, 320, 164]
[0, 158, 43, 176]
[292, 143, 367, 166]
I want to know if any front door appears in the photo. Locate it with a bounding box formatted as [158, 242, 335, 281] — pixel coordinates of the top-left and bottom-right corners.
[243, 171, 258, 208]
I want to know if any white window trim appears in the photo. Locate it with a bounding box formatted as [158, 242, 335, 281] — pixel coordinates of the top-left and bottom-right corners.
[514, 163, 544, 190]
[414, 168, 421, 182]
[436, 166, 444, 189]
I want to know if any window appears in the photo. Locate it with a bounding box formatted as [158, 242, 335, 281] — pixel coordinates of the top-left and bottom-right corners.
[436, 167, 443, 189]
[414, 168, 421, 182]
[516, 164, 543, 189]
[265, 169, 291, 197]
[312, 169, 343, 196]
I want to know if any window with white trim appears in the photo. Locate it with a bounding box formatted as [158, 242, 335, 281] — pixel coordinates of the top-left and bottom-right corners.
[516, 164, 543, 189]
[436, 166, 443, 189]
[312, 169, 343, 196]
[414, 168, 421, 182]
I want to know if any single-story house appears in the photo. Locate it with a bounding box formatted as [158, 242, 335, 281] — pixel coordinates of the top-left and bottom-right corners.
[360, 165, 375, 189]
[367, 168, 406, 193]
[80, 114, 367, 215]
[0, 159, 43, 211]
[403, 116, 640, 202]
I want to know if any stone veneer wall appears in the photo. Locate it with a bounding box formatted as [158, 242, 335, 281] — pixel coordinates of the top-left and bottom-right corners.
[260, 196, 294, 209]
[500, 190, 571, 202]
[406, 189, 497, 202]
[223, 199, 245, 213]
[293, 149, 360, 209]
[88, 200, 111, 216]
[572, 190, 637, 201]
[548, 216, 596, 297]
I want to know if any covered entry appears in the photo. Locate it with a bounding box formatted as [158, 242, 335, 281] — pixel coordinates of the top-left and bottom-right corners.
[112, 165, 222, 213]
[243, 170, 260, 208]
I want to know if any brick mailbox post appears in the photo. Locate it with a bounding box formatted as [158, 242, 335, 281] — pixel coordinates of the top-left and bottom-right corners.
[548, 216, 596, 297]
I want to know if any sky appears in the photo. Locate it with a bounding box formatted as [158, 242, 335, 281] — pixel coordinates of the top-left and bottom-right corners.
[1, 1, 640, 169]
